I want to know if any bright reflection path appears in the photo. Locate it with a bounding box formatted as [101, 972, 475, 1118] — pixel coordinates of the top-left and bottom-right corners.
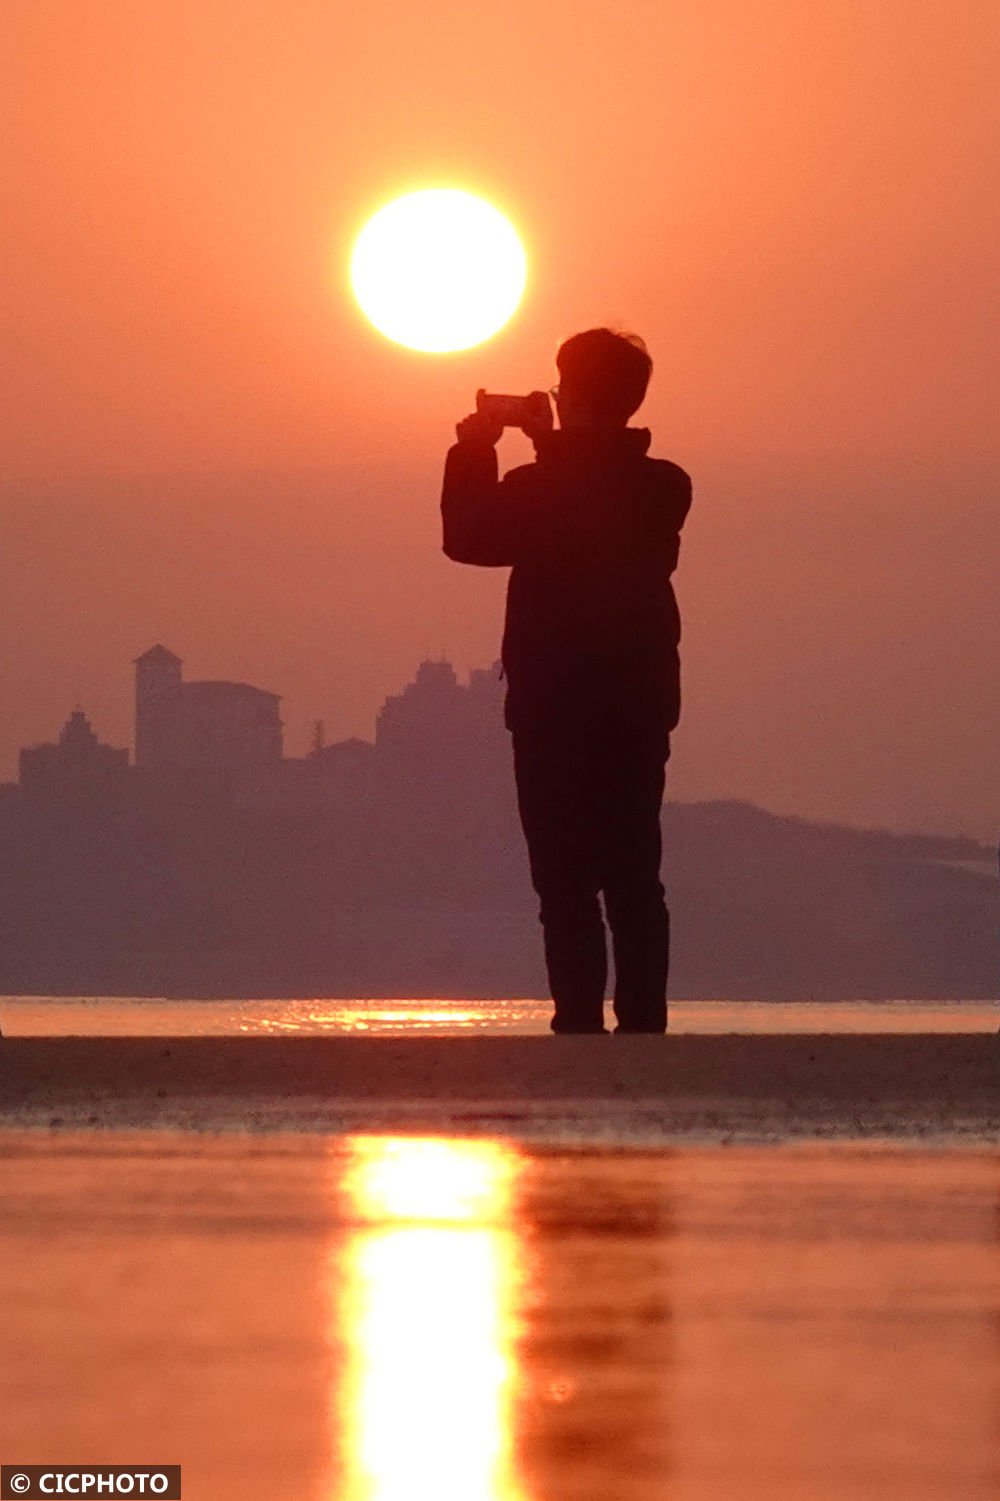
[4, 996, 997, 1036]
[336, 1138, 524, 1501]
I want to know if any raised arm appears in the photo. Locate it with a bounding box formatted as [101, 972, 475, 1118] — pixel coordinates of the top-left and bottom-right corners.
[441, 409, 542, 567]
[442, 390, 553, 565]
[441, 435, 518, 566]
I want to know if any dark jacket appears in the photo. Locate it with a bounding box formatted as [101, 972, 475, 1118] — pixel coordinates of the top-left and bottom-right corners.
[442, 426, 692, 740]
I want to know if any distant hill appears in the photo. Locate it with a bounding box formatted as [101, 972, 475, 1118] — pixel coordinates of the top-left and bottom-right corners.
[662, 801, 996, 1000]
[0, 779, 994, 998]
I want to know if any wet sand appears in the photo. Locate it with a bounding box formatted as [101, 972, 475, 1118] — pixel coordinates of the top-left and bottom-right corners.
[1, 1130, 997, 1501]
[3, 1037, 998, 1498]
[2, 1033, 997, 1141]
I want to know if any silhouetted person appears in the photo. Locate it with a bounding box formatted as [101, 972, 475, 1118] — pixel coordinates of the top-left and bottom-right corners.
[442, 329, 692, 1033]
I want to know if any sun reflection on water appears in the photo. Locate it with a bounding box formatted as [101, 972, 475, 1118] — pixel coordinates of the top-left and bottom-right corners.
[338, 1007, 489, 1033]
[335, 1137, 525, 1501]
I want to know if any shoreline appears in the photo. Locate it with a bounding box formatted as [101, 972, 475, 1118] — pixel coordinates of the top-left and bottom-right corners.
[2, 1034, 997, 1144]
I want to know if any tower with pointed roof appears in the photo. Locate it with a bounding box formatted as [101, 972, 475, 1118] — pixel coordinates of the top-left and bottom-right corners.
[134, 645, 183, 770]
[134, 645, 282, 775]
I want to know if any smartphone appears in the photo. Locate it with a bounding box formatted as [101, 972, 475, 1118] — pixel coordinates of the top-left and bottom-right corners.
[475, 390, 532, 427]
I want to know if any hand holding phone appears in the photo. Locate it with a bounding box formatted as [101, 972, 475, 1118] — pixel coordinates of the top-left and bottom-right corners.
[455, 389, 553, 446]
[476, 388, 553, 441]
[475, 391, 531, 426]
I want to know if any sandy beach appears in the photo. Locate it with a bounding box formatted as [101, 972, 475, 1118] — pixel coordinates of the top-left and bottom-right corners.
[2, 1032, 997, 1142]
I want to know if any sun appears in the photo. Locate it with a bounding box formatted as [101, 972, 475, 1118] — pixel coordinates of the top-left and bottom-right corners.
[350, 189, 527, 353]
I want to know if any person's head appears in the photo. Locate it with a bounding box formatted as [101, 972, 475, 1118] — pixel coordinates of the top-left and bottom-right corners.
[553, 328, 652, 430]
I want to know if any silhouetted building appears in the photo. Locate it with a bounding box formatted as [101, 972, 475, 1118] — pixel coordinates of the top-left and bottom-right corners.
[304, 737, 375, 803]
[376, 659, 461, 758]
[19, 710, 128, 801]
[375, 659, 506, 792]
[134, 645, 282, 774]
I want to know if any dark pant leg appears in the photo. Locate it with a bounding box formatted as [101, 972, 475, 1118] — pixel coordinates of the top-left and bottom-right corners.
[599, 743, 670, 1033]
[512, 732, 608, 1033]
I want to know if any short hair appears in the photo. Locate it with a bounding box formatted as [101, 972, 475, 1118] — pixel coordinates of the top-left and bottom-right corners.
[555, 328, 652, 422]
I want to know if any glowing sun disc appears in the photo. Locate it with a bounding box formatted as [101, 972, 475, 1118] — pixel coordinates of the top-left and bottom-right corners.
[351, 189, 526, 353]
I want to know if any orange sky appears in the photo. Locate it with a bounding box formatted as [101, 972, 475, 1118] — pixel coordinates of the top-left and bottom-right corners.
[2, 1, 997, 837]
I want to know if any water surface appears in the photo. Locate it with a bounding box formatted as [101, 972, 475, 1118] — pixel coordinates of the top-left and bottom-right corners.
[0, 1133, 996, 1500]
[2, 995, 995, 1035]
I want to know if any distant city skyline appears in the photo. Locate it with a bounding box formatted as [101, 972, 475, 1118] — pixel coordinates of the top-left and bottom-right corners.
[6, 552, 996, 851]
[13, 643, 506, 780]
[11, 647, 512, 827]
